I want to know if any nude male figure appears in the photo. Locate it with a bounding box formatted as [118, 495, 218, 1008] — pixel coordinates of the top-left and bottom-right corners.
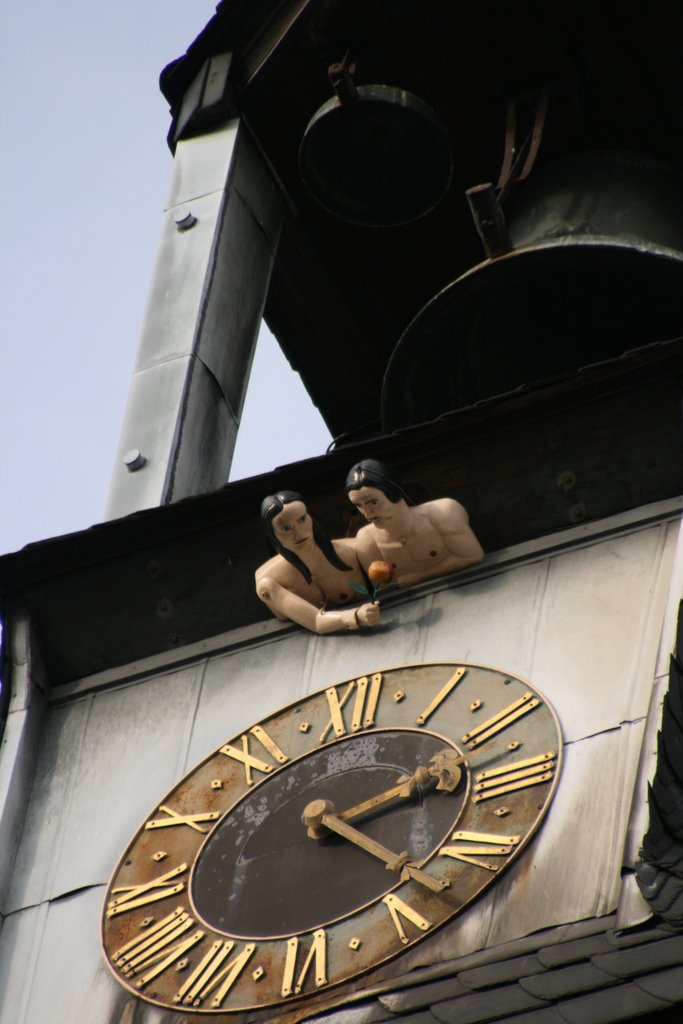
[345, 460, 484, 589]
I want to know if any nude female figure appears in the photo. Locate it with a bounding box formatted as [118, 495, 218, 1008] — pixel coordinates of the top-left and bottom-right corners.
[345, 460, 484, 589]
[255, 491, 380, 634]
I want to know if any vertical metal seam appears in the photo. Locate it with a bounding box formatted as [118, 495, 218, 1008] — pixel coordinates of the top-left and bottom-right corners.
[602, 723, 636, 915]
[302, 630, 320, 697]
[652, 515, 683, 679]
[0, 603, 12, 757]
[625, 522, 670, 724]
[179, 658, 210, 777]
[415, 592, 435, 663]
[14, 897, 50, 1024]
[528, 554, 551, 677]
[39, 693, 96, 904]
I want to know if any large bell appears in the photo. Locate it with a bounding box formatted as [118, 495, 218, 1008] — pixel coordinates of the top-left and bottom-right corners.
[381, 151, 683, 430]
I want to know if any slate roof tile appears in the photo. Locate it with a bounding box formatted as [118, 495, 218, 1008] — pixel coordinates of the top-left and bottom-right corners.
[309, 920, 683, 1024]
[372, 1013, 437, 1024]
[592, 935, 683, 978]
[604, 925, 674, 948]
[310, 1001, 392, 1024]
[457, 955, 545, 990]
[431, 983, 547, 1023]
[376, 916, 617, 995]
[378, 978, 469, 1014]
[555, 981, 669, 1024]
[519, 963, 619, 1001]
[635, 964, 683, 1002]
[492, 1008, 567, 1024]
[537, 934, 614, 968]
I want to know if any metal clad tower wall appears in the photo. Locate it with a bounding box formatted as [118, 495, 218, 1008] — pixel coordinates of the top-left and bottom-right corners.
[0, 501, 680, 1020]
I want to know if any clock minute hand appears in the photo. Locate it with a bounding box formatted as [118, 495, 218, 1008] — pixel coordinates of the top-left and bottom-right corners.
[302, 799, 448, 893]
[336, 768, 432, 823]
[336, 748, 463, 824]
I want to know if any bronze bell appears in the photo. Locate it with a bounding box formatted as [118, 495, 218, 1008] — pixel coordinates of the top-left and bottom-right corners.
[381, 151, 683, 430]
[299, 82, 452, 227]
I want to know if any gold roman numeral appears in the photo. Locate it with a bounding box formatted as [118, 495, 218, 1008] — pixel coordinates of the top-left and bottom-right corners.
[106, 863, 188, 917]
[320, 674, 383, 742]
[174, 939, 256, 1008]
[416, 667, 467, 726]
[220, 725, 289, 785]
[440, 830, 521, 870]
[281, 929, 327, 996]
[382, 893, 432, 945]
[473, 751, 556, 801]
[112, 907, 204, 987]
[461, 691, 540, 749]
[145, 805, 220, 833]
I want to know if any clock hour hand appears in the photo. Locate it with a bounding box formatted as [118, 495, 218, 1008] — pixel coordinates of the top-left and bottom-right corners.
[336, 748, 463, 824]
[302, 799, 448, 893]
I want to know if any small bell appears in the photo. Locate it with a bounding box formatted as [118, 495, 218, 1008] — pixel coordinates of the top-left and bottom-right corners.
[299, 56, 452, 227]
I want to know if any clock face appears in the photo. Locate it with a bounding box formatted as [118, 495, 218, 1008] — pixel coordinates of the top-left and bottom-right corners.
[101, 663, 561, 1014]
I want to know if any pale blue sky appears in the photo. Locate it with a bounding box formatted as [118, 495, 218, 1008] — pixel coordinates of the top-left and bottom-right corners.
[0, 1, 330, 556]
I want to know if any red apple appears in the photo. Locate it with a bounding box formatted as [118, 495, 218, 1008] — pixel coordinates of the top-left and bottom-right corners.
[368, 560, 395, 585]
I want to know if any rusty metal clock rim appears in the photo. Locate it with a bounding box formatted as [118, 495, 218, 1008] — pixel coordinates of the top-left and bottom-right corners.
[101, 661, 563, 1015]
[186, 725, 473, 941]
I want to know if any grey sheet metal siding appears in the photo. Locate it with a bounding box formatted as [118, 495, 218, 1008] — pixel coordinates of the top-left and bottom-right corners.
[0, 508, 680, 1024]
[105, 122, 284, 517]
[5, 663, 205, 915]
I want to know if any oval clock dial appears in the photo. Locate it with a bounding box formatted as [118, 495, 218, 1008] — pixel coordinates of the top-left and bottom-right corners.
[101, 663, 562, 1014]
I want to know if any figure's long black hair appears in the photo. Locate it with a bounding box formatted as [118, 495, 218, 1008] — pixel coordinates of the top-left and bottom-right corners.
[260, 491, 352, 584]
[344, 459, 411, 504]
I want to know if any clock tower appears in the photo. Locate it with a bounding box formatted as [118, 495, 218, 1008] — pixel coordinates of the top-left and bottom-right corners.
[3, 4, 683, 1024]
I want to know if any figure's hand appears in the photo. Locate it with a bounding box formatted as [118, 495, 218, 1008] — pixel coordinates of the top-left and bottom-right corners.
[301, 799, 448, 893]
[356, 602, 380, 627]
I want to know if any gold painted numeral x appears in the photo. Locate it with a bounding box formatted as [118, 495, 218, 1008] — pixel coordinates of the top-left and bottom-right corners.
[145, 805, 219, 833]
[220, 725, 289, 785]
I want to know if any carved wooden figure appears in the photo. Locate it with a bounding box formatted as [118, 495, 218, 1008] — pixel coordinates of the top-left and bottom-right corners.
[256, 491, 380, 634]
[345, 460, 484, 588]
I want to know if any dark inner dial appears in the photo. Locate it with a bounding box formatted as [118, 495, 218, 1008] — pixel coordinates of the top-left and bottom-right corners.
[191, 730, 466, 938]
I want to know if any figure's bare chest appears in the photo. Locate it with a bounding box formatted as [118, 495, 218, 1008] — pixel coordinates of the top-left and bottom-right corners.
[375, 522, 446, 567]
[304, 568, 357, 607]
